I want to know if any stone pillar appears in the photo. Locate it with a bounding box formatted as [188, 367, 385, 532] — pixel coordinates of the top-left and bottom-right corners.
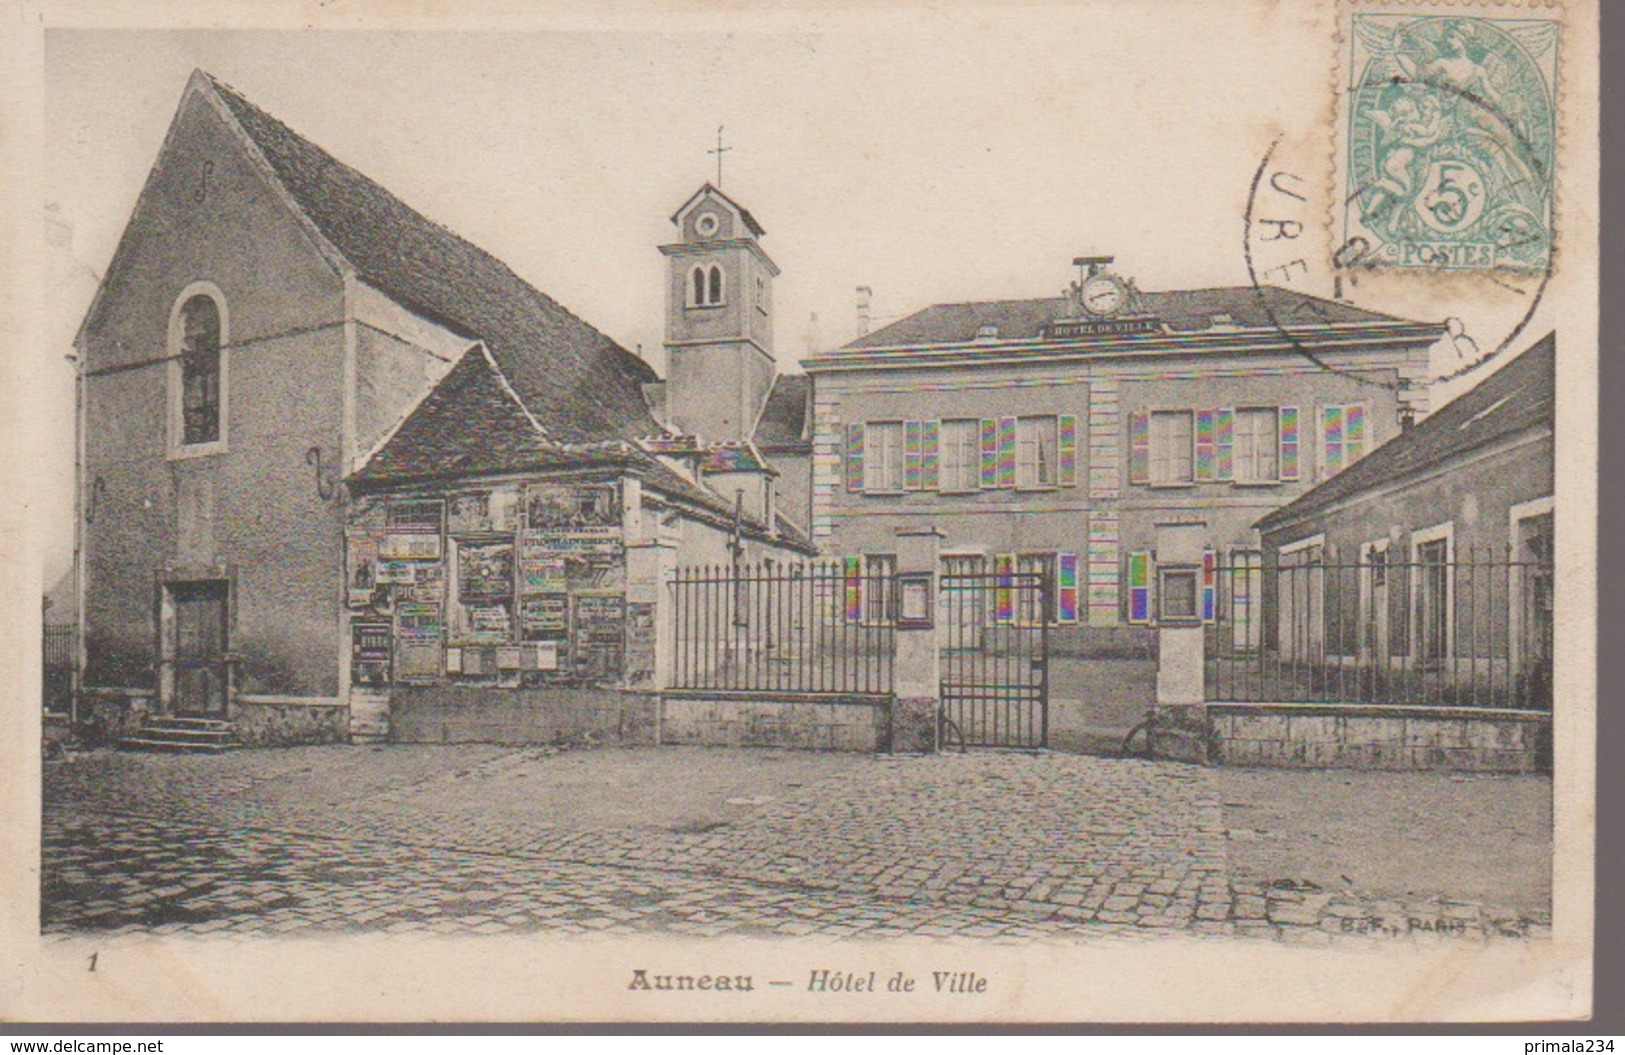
[1151, 519, 1210, 763]
[625, 539, 678, 690]
[890, 527, 943, 753]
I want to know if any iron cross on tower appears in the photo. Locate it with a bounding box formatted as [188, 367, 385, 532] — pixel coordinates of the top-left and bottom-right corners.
[708, 125, 732, 187]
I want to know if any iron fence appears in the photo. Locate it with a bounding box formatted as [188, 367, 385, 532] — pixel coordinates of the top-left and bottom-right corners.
[1206, 548, 1553, 710]
[670, 561, 895, 694]
[939, 569, 1049, 748]
[43, 624, 73, 714]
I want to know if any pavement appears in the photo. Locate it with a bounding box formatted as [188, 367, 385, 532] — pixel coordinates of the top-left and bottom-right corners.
[40, 744, 1551, 944]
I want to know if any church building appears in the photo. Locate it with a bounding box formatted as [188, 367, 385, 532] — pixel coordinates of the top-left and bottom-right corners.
[72, 70, 809, 746]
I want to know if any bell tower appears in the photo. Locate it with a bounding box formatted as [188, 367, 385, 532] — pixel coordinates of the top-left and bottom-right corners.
[660, 183, 778, 443]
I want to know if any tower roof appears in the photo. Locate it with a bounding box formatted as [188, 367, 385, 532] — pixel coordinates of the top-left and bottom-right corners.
[670, 182, 766, 238]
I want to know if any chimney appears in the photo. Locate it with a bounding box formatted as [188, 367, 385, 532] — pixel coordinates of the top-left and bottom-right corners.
[856, 286, 873, 339]
[805, 311, 822, 356]
[1399, 405, 1416, 434]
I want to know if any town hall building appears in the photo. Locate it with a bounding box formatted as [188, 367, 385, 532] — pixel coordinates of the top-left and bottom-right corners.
[800, 261, 1447, 642]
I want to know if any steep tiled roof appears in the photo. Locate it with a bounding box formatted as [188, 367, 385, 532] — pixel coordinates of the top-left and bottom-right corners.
[753, 373, 811, 450]
[846, 287, 1409, 349]
[206, 73, 659, 443]
[351, 347, 815, 552]
[1256, 333, 1555, 532]
[671, 182, 765, 238]
[350, 345, 593, 484]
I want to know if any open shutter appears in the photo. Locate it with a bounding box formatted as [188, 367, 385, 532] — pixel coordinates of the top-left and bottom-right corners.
[1058, 414, 1079, 486]
[994, 554, 1016, 625]
[843, 555, 863, 622]
[1347, 404, 1366, 464]
[921, 419, 940, 491]
[1202, 549, 1217, 622]
[1195, 409, 1216, 482]
[845, 423, 865, 492]
[903, 420, 923, 490]
[1323, 405, 1344, 476]
[1127, 550, 1152, 625]
[980, 418, 999, 489]
[1129, 410, 1151, 484]
[997, 416, 1017, 489]
[1279, 406, 1300, 481]
[1215, 407, 1235, 482]
[1057, 552, 1080, 623]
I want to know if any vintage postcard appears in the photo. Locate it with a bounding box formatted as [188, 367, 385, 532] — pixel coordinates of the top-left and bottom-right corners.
[0, 0, 1598, 1024]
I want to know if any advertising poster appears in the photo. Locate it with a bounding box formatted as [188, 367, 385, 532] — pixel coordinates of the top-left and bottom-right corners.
[457, 541, 514, 603]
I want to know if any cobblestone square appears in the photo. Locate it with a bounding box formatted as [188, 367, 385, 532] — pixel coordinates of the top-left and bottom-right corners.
[41, 745, 1552, 944]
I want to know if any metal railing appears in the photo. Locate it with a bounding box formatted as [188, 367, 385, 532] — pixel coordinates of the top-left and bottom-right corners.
[939, 569, 1049, 748]
[1206, 548, 1553, 710]
[43, 624, 73, 714]
[669, 562, 895, 695]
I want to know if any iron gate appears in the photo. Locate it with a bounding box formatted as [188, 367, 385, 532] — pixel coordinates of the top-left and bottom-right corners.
[938, 569, 1049, 748]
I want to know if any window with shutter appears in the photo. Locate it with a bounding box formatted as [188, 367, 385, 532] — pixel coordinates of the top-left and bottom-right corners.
[864, 553, 897, 623]
[921, 419, 940, 491]
[1233, 407, 1280, 482]
[1128, 410, 1151, 484]
[939, 419, 979, 492]
[1321, 404, 1367, 477]
[1215, 407, 1235, 481]
[863, 421, 904, 491]
[1058, 552, 1080, 623]
[1195, 410, 1216, 481]
[1058, 414, 1079, 486]
[904, 420, 923, 490]
[1016, 416, 1059, 490]
[980, 418, 1000, 489]
[997, 417, 1018, 489]
[1127, 550, 1152, 625]
[845, 423, 865, 493]
[1149, 411, 1194, 484]
[1279, 406, 1300, 480]
[1202, 550, 1216, 622]
[994, 554, 1016, 624]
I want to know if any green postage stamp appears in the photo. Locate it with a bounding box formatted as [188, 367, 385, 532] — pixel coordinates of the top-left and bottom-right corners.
[1341, 10, 1559, 273]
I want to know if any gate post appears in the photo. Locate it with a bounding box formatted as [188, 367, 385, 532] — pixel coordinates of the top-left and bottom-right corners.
[1151, 519, 1211, 763]
[890, 527, 943, 753]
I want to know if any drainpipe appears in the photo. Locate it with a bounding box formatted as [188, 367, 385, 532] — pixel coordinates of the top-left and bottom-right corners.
[70, 345, 86, 726]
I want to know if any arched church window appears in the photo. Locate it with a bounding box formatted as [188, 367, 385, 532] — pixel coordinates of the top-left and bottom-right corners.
[167, 283, 229, 457]
[708, 265, 725, 306]
[179, 295, 221, 445]
[690, 265, 707, 307]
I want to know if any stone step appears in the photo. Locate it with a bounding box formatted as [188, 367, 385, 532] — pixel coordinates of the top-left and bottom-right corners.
[116, 731, 237, 747]
[145, 716, 232, 731]
[133, 723, 232, 741]
[118, 717, 238, 753]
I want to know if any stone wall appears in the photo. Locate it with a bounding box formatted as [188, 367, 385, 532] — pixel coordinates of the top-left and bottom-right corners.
[234, 697, 349, 748]
[74, 688, 158, 746]
[1208, 702, 1550, 772]
[660, 691, 890, 752]
[390, 686, 658, 745]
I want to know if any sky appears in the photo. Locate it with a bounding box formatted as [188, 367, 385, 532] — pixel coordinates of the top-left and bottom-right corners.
[35, 3, 1554, 590]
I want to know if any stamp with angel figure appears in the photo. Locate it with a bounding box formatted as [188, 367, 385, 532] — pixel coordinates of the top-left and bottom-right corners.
[1341, 11, 1559, 273]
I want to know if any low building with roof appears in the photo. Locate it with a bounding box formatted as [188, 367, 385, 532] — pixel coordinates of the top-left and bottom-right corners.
[801, 259, 1446, 643]
[1251, 333, 1554, 710]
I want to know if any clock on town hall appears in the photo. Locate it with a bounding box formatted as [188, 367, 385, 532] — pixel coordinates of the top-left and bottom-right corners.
[1044, 256, 1163, 339]
[1080, 272, 1128, 318]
